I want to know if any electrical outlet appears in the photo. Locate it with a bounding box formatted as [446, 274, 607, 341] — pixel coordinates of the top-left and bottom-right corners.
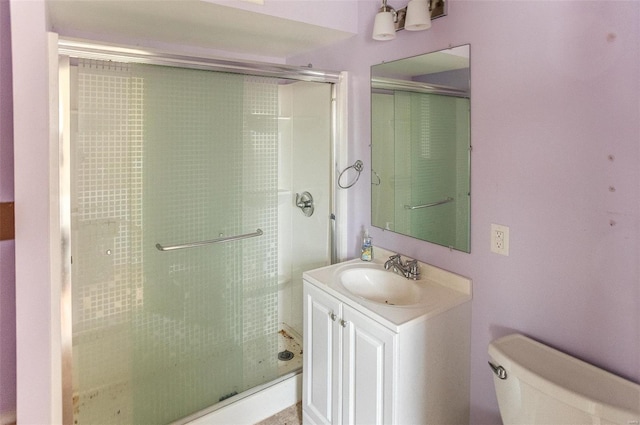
[491, 224, 510, 256]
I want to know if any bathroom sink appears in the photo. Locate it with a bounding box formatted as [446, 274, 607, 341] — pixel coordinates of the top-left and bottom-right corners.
[337, 267, 424, 306]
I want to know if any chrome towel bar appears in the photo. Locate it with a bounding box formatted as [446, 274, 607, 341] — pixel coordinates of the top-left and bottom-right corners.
[404, 197, 454, 210]
[156, 228, 263, 252]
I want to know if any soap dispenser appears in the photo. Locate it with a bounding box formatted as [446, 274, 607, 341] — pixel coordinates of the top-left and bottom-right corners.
[361, 229, 373, 261]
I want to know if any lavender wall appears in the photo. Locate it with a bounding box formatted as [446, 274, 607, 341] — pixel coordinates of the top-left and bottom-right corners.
[0, 0, 16, 420]
[8, 0, 639, 423]
[290, 1, 640, 423]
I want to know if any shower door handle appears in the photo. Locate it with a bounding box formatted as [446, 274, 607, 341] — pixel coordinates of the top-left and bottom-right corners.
[295, 191, 314, 217]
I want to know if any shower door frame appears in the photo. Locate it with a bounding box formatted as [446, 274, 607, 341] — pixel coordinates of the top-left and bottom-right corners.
[56, 38, 350, 425]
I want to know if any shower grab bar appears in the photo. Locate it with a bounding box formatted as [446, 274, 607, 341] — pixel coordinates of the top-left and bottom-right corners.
[156, 228, 263, 252]
[404, 197, 454, 210]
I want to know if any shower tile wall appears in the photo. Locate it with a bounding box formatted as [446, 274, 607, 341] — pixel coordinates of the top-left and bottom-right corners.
[277, 82, 331, 338]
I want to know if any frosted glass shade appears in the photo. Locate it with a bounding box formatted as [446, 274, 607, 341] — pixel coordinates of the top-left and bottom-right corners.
[372, 11, 396, 40]
[405, 0, 431, 31]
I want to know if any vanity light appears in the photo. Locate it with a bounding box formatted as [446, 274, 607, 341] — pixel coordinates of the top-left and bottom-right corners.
[405, 0, 431, 31]
[372, 0, 444, 40]
[372, 0, 397, 40]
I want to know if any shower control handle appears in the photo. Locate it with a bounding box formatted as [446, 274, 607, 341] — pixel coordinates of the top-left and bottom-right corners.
[295, 191, 315, 217]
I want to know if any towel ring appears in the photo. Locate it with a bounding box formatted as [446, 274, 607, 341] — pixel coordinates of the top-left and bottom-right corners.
[338, 160, 363, 189]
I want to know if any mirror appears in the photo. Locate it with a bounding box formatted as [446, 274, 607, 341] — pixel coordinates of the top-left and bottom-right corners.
[371, 45, 470, 252]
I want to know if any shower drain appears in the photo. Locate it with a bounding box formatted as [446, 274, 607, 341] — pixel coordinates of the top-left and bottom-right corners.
[278, 350, 295, 361]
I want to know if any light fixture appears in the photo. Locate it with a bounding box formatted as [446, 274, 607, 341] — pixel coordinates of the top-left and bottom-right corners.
[372, 0, 445, 40]
[372, 0, 397, 41]
[405, 0, 431, 31]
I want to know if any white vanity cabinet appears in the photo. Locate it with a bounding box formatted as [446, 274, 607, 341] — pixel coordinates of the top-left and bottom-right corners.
[303, 282, 395, 425]
[302, 250, 472, 425]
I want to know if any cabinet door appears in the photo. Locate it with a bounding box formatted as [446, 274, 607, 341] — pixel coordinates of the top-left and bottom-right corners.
[303, 283, 342, 425]
[341, 305, 396, 425]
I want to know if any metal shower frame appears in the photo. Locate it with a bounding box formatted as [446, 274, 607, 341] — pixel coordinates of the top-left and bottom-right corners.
[57, 38, 349, 424]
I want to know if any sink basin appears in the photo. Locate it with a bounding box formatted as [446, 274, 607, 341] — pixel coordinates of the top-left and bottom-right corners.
[338, 266, 423, 306]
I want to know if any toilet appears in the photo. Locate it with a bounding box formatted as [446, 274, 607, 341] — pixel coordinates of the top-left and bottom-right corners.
[488, 333, 640, 425]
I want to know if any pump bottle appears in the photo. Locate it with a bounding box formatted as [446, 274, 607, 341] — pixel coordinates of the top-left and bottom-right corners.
[361, 230, 373, 261]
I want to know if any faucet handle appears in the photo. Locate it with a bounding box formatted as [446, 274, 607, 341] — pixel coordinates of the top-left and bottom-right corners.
[384, 254, 401, 270]
[406, 259, 420, 280]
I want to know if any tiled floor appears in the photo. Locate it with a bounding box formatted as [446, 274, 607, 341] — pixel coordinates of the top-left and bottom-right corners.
[255, 401, 302, 425]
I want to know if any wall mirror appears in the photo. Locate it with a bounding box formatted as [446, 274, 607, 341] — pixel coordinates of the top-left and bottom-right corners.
[371, 45, 470, 252]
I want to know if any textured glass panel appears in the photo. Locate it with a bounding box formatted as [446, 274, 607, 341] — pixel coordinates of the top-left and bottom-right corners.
[72, 60, 279, 424]
[393, 92, 411, 234]
[371, 93, 395, 230]
[393, 92, 470, 250]
[72, 59, 142, 425]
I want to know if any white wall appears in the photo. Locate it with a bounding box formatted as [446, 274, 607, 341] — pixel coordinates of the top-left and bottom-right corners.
[10, 0, 61, 423]
[205, 0, 358, 35]
[289, 1, 640, 423]
[278, 81, 332, 336]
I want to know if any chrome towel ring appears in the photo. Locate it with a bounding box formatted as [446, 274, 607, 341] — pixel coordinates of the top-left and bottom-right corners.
[338, 160, 363, 189]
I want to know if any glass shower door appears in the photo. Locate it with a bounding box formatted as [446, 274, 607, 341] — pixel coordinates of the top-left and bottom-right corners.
[71, 60, 280, 424]
[135, 64, 281, 422]
[394, 91, 470, 250]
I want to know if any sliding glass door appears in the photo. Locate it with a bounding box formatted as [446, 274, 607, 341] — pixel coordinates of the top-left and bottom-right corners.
[71, 60, 280, 424]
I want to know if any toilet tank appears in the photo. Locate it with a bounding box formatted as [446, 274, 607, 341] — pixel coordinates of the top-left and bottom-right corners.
[488, 334, 640, 425]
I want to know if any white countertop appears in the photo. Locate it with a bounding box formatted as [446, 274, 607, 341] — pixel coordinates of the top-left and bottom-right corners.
[302, 247, 472, 332]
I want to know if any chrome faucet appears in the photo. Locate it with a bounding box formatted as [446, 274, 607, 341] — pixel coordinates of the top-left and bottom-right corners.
[384, 254, 420, 280]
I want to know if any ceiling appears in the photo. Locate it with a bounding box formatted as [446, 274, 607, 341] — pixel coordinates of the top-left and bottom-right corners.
[47, 0, 355, 59]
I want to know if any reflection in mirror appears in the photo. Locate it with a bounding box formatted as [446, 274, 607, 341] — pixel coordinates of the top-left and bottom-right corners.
[371, 45, 470, 252]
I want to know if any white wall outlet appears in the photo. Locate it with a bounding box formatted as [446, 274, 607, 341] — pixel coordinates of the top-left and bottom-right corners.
[491, 224, 510, 256]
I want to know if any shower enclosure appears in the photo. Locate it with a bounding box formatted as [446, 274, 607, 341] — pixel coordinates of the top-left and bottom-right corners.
[60, 45, 344, 424]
